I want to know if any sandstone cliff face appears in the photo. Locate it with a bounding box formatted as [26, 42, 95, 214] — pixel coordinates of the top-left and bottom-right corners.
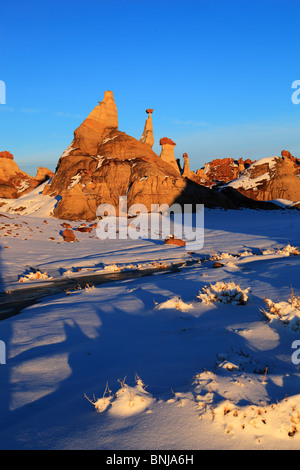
[227, 154, 300, 202]
[0, 152, 54, 199]
[72, 90, 118, 155]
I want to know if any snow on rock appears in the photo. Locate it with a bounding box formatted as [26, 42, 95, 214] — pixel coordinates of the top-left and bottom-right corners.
[67, 173, 82, 190]
[228, 157, 279, 191]
[0, 179, 57, 217]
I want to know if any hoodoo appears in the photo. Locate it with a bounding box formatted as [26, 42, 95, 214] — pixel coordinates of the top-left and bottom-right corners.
[140, 109, 154, 147]
[159, 137, 180, 174]
[182, 153, 192, 178]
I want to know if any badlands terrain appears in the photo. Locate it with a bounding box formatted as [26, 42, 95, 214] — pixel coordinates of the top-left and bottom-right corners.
[0, 91, 300, 450]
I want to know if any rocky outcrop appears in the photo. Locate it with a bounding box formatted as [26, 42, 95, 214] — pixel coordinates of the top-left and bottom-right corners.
[40, 91, 281, 219]
[194, 157, 255, 187]
[0, 152, 54, 199]
[62, 228, 76, 242]
[34, 167, 54, 182]
[140, 109, 154, 147]
[226, 154, 300, 202]
[44, 91, 268, 220]
[45, 126, 240, 220]
[0, 151, 13, 160]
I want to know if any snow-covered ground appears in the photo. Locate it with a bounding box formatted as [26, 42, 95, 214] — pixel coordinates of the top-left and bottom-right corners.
[1, 207, 300, 449]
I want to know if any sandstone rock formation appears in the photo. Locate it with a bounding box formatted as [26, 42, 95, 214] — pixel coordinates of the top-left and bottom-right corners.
[182, 153, 192, 178]
[159, 138, 180, 174]
[62, 228, 76, 242]
[194, 157, 255, 187]
[41, 91, 280, 220]
[140, 109, 154, 147]
[164, 236, 186, 246]
[71, 90, 118, 155]
[226, 153, 300, 202]
[34, 167, 54, 182]
[0, 151, 54, 199]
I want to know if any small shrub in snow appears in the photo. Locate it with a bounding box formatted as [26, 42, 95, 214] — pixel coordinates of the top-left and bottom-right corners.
[155, 296, 194, 312]
[84, 283, 95, 292]
[19, 269, 53, 282]
[262, 244, 300, 256]
[197, 281, 251, 305]
[85, 375, 154, 417]
[103, 263, 123, 272]
[261, 290, 300, 331]
[210, 250, 238, 261]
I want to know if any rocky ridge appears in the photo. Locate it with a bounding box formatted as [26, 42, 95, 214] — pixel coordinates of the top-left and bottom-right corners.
[0, 151, 54, 199]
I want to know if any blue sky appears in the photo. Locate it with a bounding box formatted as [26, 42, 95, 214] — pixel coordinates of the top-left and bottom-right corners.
[1, 0, 300, 175]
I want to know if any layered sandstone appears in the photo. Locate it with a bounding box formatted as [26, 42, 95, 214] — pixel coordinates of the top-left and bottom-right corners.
[71, 90, 118, 155]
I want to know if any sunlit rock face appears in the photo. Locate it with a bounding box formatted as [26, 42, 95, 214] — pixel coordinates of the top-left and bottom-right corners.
[140, 109, 154, 148]
[227, 153, 300, 202]
[0, 151, 53, 199]
[42, 90, 279, 220]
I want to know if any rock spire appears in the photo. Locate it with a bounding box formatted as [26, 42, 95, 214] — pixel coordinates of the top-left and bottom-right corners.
[140, 109, 154, 147]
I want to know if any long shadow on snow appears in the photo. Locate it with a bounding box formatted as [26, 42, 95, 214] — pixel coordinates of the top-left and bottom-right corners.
[0, 270, 298, 448]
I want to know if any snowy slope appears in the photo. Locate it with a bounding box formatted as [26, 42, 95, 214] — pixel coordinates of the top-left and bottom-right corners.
[228, 156, 279, 191]
[0, 208, 300, 449]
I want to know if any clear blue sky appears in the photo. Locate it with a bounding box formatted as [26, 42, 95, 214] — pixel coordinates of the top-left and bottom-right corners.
[1, 0, 300, 175]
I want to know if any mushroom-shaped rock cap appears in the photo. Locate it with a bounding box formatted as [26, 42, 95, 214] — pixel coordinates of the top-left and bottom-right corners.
[159, 137, 176, 146]
[183, 153, 188, 159]
[146, 109, 153, 114]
